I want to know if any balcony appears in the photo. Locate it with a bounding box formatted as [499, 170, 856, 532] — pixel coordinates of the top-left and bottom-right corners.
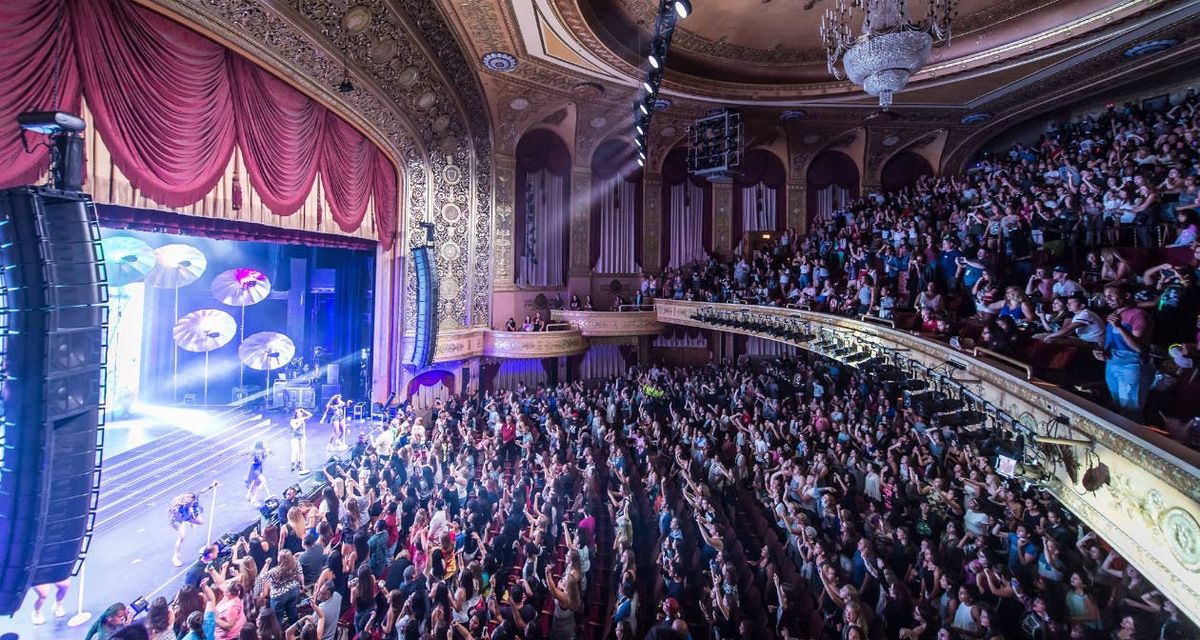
[653, 299, 1200, 623]
[430, 327, 590, 361]
[550, 308, 664, 337]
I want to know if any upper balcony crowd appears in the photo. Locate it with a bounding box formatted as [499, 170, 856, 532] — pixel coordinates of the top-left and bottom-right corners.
[630, 91, 1200, 437]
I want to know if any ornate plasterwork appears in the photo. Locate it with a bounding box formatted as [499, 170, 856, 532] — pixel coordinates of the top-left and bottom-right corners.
[712, 182, 733, 258]
[569, 167, 592, 274]
[642, 173, 663, 273]
[156, 0, 494, 339]
[654, 298, 1200, 624]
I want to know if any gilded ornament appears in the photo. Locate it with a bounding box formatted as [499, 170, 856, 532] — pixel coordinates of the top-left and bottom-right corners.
[342, 5, 372, 33]
[1160, 508, 1200, 572]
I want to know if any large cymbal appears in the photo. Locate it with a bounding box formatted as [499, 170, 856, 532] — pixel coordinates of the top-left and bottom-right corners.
[173, 309, 237, 353]
[239, 331, 295, 371]
[211, 268, 271, 307]
[100, 236, 155, 288]
[146, 244, 207, 289]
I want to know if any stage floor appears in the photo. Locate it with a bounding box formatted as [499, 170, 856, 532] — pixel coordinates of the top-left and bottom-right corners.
[2, 405, 373, 639]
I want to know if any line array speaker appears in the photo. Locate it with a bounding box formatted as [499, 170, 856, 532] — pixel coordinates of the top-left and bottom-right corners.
[0, 186, 107, 615]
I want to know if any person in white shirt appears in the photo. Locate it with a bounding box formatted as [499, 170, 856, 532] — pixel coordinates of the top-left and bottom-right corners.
[1034, 294, 1104, 347]
[1050, 266, 1085, 298]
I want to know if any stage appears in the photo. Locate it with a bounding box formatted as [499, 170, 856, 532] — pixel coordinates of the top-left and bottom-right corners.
[2, 406, 373, 639]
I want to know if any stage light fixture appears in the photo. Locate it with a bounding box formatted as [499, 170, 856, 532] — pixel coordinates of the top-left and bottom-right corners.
[642, 79, 654, 93]
[637, 157, 645, 167]
[674, 0, 692, 19]
[638, 101, 649, 115]
[636, 124, 644, 135]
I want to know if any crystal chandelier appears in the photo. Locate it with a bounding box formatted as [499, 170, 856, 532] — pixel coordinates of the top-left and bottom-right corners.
[821, 0, 956, 109]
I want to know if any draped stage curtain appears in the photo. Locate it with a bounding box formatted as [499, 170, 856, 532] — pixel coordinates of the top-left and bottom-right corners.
[733, 149, 785, 253]
[515, 129, 571, 287]
[661, 147, 712, 271]
[815, 186, 851, 225]
[592, 177, 639, 273]
[0, 0, 397, 248]
[653, 326, 708, 348]
[494, 358, 547, 391]
[590, 140, 642, 274]
[747, 337, 796, 357]
[806, 150, 860, 231]
[517, 170, 567, 287]
[579, 344, 627, 381]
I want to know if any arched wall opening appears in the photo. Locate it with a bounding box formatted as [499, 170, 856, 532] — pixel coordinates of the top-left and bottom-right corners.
[733, 149, 786, 252]
[881, 150, 934, 193]
[806, 150, 859, 228]
[514, 128, 572, 287]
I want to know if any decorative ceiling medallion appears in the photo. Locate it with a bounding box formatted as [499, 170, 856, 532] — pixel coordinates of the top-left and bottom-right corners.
[960, 112, 993, 125]
[341, 5, 372, 33]
[439, 241, 462, 261]
[438, 136, 459, 153]
[660, 125, 678, 137]
[416, 92, 438, 109]
[432, 115, 450, 133]
[443, 165, 462, 185]
[653, 98, 673, 111]
[370, 40, 396, 62]
[572, 82, 605, 97]
[802, 134, 821, 145]
[1124, 39, 1179, 58]
[881, 134, 901, 147]
[482, 52, 518, 72]
[440, 279, 460, 300]
[442, 203, 463, 223]
[589, 116, 608, 129]
[397, 67, 420, 87]
[510, 97, 530, 111]
[780, 109, 807, 122]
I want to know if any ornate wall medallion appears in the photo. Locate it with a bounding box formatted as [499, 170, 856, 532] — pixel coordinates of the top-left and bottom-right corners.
[1160, 508, 1200, 572]
[482, 51, 518, 72]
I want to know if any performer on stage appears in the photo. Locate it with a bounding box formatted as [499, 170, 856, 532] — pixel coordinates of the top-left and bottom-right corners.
[324, 394, 348, 452]
[168, 490, 206, 567]
[245, 440, 271, 505]
[290, 408, 313, 473]
[30, 578, 70, 625]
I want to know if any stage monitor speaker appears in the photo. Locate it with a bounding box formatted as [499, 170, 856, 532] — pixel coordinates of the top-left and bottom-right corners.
[0, 186, 107, 615]
[325, 363, 339, 385]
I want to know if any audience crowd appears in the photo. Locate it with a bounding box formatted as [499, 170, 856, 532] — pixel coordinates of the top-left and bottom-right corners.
[639, 92, 1200, 428]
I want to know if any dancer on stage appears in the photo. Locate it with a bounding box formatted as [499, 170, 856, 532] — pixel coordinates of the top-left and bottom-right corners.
[245, 440, 271, 505]
[290, 407, 312, 474]
[30, 578, 69, 625]
[324, 394, 348, 451]
[168, 489, 208, 567]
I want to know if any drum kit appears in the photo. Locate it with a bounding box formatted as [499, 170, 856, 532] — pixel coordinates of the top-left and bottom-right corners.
[100, 235, 298, 406]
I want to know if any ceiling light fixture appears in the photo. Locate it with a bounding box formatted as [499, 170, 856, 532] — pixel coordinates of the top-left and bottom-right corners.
[674, 0, 692, 19]
[633, 0, 690, 161]
[820, 0, 956, 109]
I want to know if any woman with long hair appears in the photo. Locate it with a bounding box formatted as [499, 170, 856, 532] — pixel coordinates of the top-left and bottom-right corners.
[319, 485, 340, 533]
[255, 608, 284, 640]
[214, 582, 246, 640]
[146, 597, 174, 640]
[245, 441, 271, 505]
[279, 507, 305, 554]
[351, 564, 378, 633]
[84, 603, 131, 640]
[288, 408, 312, 473]
[263, 550, 303, 626]
[175, 585, 206, 638]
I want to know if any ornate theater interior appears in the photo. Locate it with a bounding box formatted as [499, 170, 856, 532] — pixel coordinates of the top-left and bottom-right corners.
[1, 0, 1199, 639]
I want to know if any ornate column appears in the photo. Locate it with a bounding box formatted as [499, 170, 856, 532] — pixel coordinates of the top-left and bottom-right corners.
[712, 181, 733, 260]
[492, 154, 517, 292]
[569, 166, 592, 277]
[787, 180, 806, 234]
[642, 172, 663, 274]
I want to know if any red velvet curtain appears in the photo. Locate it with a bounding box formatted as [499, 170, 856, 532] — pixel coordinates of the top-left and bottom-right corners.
[0, 0, 81, 187]
[0, 0, 397, 249]
[230, 56, 325, 215]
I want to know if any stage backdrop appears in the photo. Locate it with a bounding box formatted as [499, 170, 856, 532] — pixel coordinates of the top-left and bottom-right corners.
[101, 225, 375, 412]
